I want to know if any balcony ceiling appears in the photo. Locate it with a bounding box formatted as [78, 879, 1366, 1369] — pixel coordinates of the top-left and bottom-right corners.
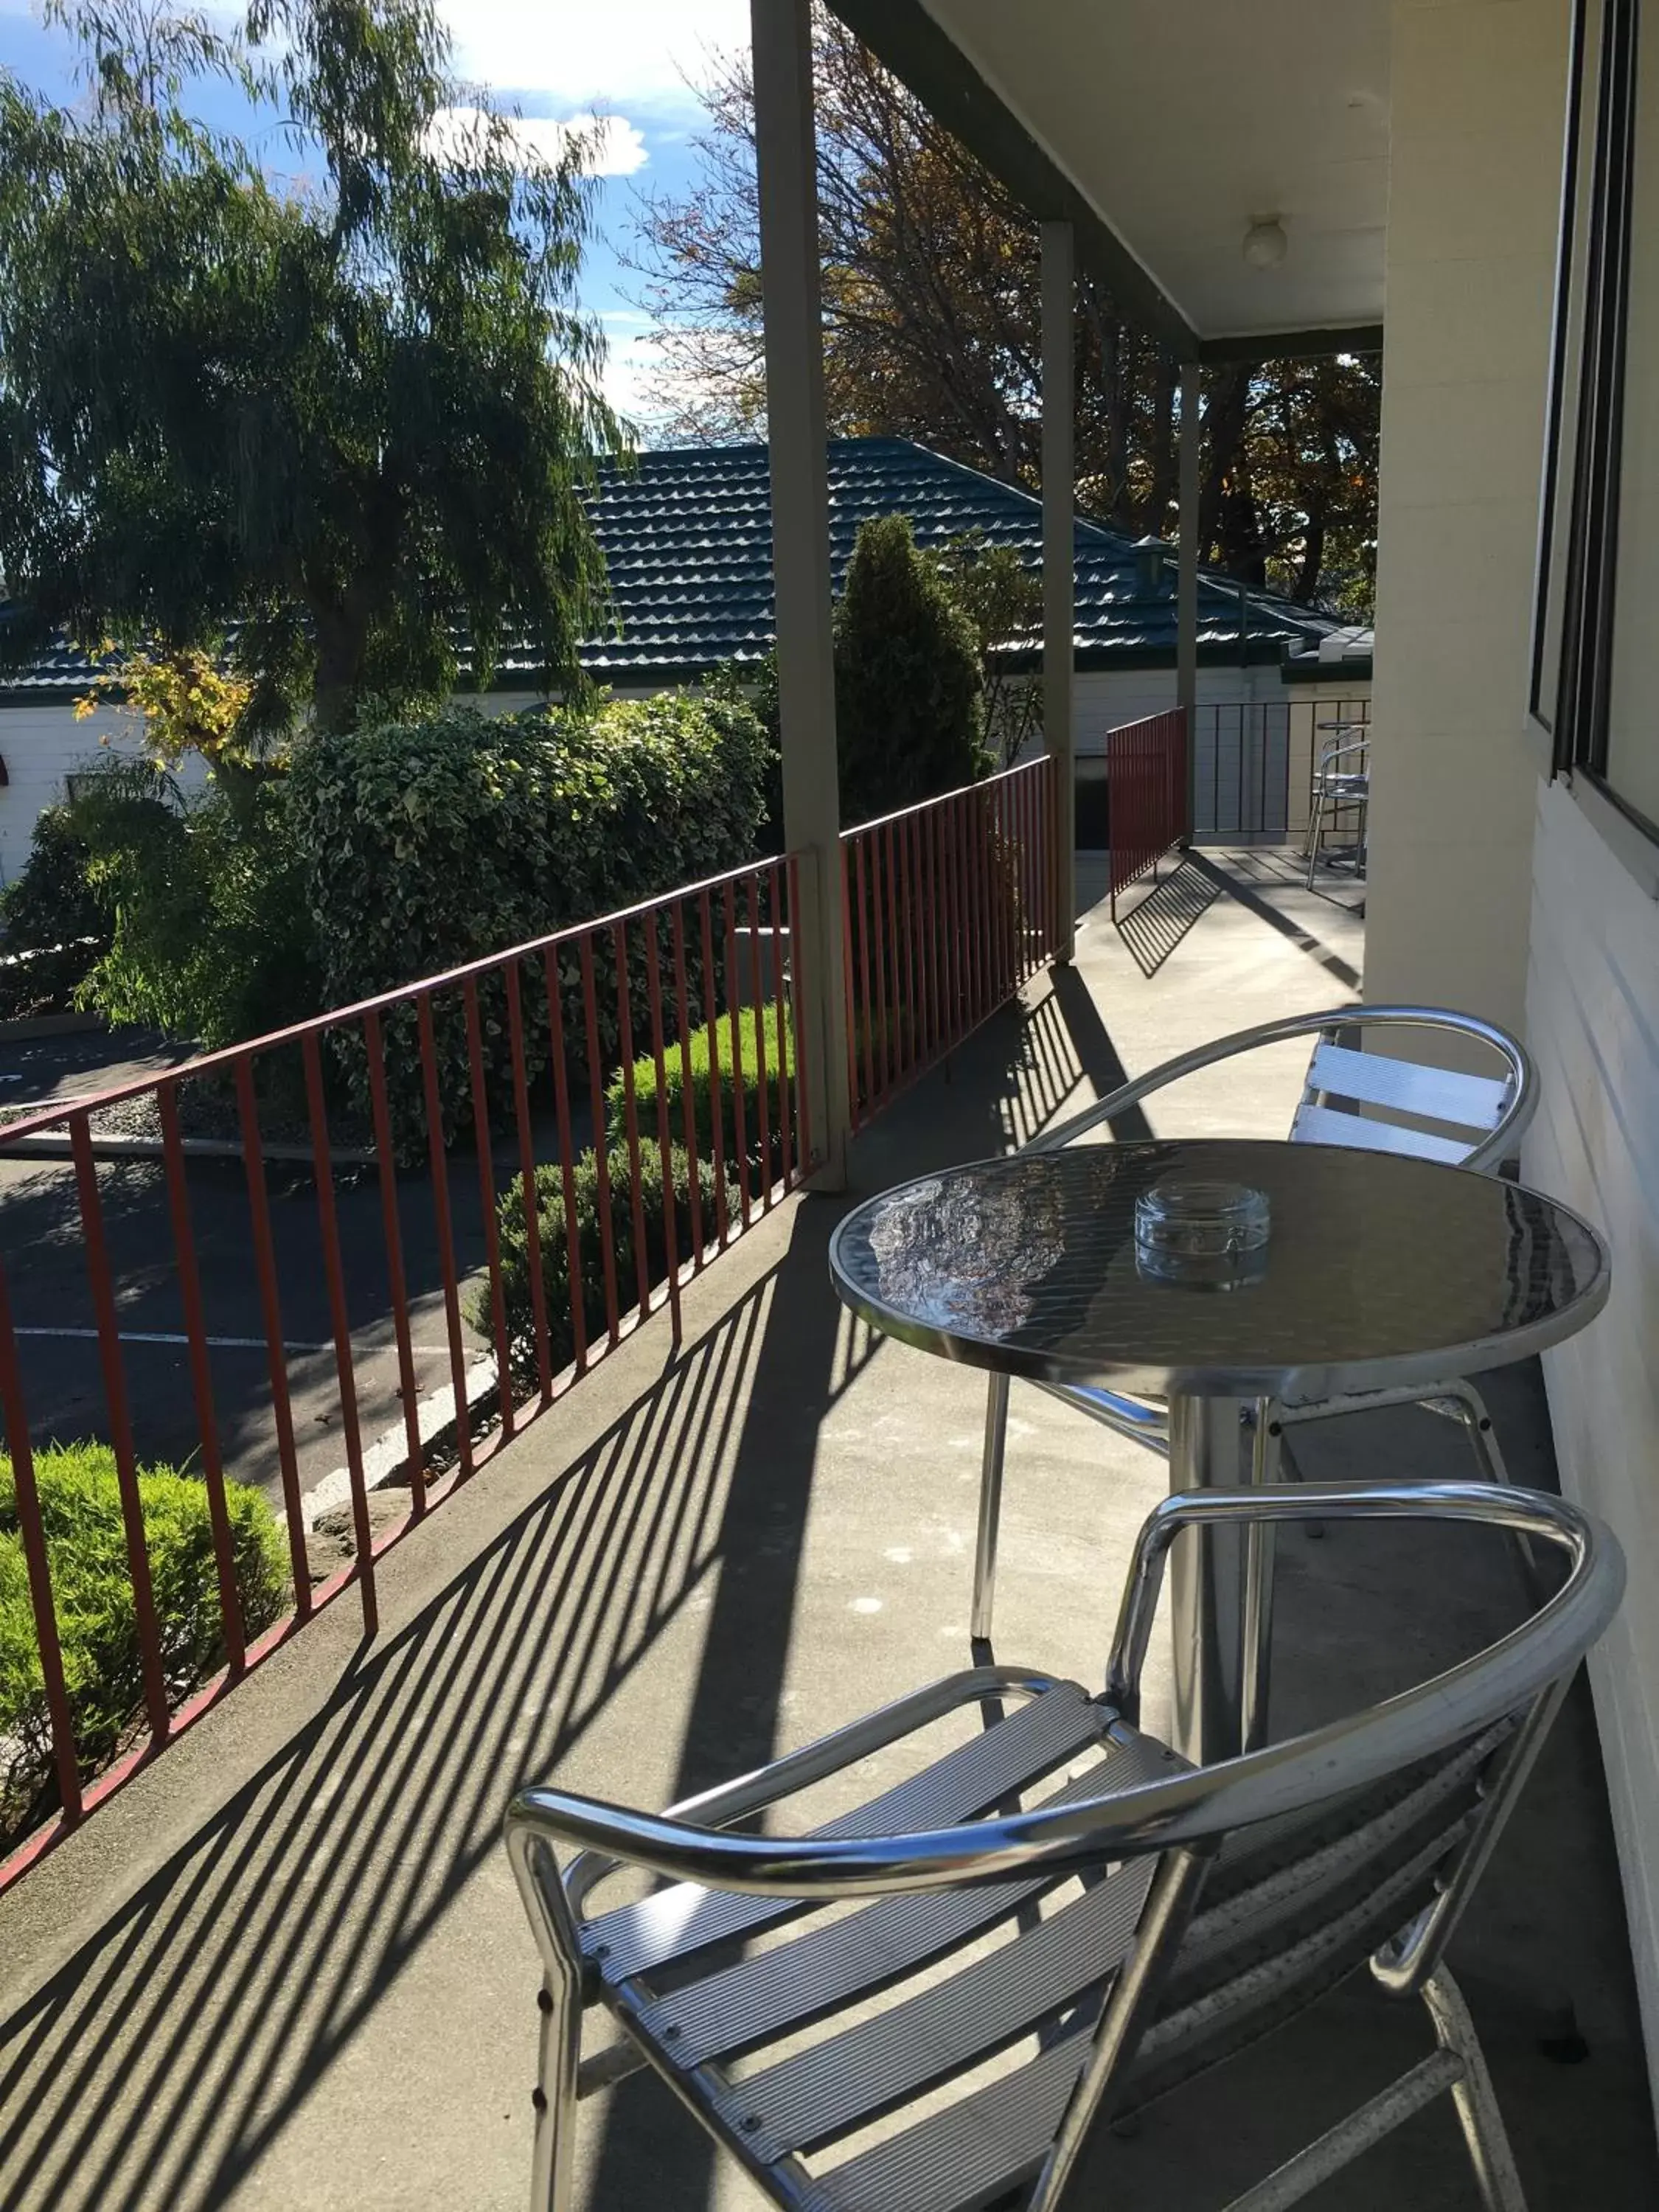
[835, 0, 1391, 356]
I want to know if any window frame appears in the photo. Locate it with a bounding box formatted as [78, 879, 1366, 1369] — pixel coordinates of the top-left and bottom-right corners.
[1535, 0, 1659, 850]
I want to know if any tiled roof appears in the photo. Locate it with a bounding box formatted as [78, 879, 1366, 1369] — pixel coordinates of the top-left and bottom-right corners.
[0, 437, 1340, 698]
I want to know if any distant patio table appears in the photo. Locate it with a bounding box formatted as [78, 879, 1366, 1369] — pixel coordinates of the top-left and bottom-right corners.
[828, 1138, 1610, 1764]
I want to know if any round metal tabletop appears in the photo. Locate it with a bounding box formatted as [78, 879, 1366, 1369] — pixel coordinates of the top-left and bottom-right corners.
[828, 1139, 1610, 1402]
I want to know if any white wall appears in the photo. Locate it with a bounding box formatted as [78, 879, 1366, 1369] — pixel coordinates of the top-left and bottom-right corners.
[1365, 0, 1570, 1037]
[1525, 779, 1659, 2098]
[0, 700, 209, 888]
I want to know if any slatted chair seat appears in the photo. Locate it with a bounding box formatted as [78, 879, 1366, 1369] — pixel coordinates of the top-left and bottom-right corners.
[505, 1481, 1624, 2212]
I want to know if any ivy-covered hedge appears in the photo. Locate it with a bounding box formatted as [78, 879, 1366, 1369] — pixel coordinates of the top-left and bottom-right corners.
[477, 1142, 717, 1376]
[0, 1444, 290, 1840]
[287, 692, 771, 1147]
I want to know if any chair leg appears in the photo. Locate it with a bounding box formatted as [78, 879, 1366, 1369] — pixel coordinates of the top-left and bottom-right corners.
[531, 1971, 582, 2212]
[1267, 1402, 1324, 1538]
[973, 1371, 1010, 1658]
[1241, 1401, 1279, 1753]
[1420, 1969, 1531, 2212]
[1424, 1383, 1547, 1592]
[1305, 792, 1326, 889]
[1424, 1380, 1512, 1486]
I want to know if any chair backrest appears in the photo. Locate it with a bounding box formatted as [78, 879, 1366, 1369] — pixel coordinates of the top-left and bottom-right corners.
[1037, 1004, 1536, 1173]
[1316, 733, 1370, 781]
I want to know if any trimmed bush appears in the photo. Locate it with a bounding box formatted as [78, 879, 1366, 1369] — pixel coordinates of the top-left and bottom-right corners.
[605, 1001, 796, 1182]
[835, 512, 990, 825]
[288, 692, 771, 1150]
[0, 1444, 290, 1837]
[480, 1142, 717, 1376]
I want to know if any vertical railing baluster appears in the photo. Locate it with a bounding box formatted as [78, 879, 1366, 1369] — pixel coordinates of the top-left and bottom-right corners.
[788, 852, 815, 1175]
[236, 1060, 311, 1605]
[70, 1113, 169, 1742]
[746, 872, 773, 1206]
[462, 978, 515, 1441]
[503, 964, 553, 1408]
[870, 827, 891, 1105]
[643, 911, 683, 1341]
[897, 811, 917, 1085]
[669, 902, 707, 1265]
[840, 839, 860, 1133]
[302, 1033, 377, 1632]
[159, 1079, 246, 1671]
[0, 1253, 83, 1823]
[723, 883, 752, 1231]
[363, 1009, 426, 1514]
[542, 946, 588, 1377]
[854, 835, 875, 1113]
[579, 932, 622, 1349]
[698, 890, 730, 1246]
[612, 919, 654, 1322]
[417, 992, 474, 1481]
[768, 860, 793, 1193]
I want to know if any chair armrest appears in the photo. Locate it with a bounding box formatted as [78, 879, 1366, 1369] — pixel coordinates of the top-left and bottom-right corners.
[534, 1664, 1071, 1911]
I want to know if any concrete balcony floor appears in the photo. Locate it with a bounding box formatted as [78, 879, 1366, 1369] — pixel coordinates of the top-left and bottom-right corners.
[1, 851, 1653, 2212]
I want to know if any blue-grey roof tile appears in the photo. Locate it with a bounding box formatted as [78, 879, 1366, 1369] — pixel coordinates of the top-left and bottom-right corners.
[0, 436, 1339, 696]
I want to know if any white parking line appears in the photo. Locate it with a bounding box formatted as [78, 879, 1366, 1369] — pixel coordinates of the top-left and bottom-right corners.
[10, 1326, 460, 1354]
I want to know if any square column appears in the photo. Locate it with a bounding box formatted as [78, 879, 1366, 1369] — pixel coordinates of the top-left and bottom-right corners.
[752, 0, 852, 1180]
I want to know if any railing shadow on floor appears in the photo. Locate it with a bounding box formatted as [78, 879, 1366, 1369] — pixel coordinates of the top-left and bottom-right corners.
[1189, 852, 1363, 995]
[1110, 858, 1221, 979]
[0, 1201, 876, 2212]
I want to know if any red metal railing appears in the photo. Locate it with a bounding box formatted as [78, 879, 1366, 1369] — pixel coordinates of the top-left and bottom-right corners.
[1106, 709, 1189, 918]
[0, 854, 810, 1891]
[841, 755, 1060, 1128]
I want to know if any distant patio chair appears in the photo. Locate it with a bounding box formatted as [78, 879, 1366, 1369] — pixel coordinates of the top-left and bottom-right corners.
[504, 1478, 1622, 2212]
[1305, 727, 1371, 887]
[971, 1004, 1537, 1667]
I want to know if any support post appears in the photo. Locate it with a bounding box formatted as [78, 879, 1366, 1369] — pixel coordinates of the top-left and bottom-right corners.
[752, 0, 851, 1183]
[1178, 360, 1201, 844]
[1041, 220, 1077, 961]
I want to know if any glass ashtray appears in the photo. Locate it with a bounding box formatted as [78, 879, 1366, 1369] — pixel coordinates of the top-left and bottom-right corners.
[1134, 1178, 1270, 1290]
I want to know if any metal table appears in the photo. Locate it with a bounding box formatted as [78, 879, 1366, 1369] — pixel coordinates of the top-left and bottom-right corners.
[828, 1138, 1610, 1764]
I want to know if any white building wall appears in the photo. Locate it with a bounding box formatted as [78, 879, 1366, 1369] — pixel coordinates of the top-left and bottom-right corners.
[1368, 0, 1659, 2097]
[0, 701, 209, 888]
[1525, 780, 1659, 2094]
[1364, 0, 1569, 1039]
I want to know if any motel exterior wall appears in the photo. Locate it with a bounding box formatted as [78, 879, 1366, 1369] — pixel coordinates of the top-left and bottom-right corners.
[1363, 0, 1659, 2093]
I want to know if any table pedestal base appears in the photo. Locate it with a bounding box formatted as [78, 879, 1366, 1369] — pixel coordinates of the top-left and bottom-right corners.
[1168, 1393, 1262, 1765]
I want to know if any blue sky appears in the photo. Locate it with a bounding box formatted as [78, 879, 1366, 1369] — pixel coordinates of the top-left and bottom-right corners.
[0, 0, 752, 429]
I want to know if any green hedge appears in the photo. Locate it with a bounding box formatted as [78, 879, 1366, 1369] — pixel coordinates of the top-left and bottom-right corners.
[287, 693, 771, 1152]
[0, 1444, 290, 1837]
[479, 1142, 718, 1376]
[0, 804, 115, 1020]
[604, 1001, 796, 1181]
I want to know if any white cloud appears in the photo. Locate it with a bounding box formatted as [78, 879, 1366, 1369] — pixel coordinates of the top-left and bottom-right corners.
[439, 0, 748, 114]
[424, 105, 648, 176]
[599, 326, 669, 431]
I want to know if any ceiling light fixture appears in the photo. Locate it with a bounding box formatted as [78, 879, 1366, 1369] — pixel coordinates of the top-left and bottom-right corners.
[1242, 218, 1288, 270]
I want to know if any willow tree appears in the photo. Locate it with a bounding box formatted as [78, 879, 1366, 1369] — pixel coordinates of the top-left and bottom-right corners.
[0, 0, 624, 734]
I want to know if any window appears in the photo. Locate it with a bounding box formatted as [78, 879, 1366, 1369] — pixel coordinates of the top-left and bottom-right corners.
[1536, 0, 1659, 844]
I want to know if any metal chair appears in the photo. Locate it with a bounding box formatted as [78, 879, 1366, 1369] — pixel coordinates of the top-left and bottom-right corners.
[504, 1480, 1623, 2212]
[972, 1004, 1537, 1658]
[1306, 729, 1370, 888]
